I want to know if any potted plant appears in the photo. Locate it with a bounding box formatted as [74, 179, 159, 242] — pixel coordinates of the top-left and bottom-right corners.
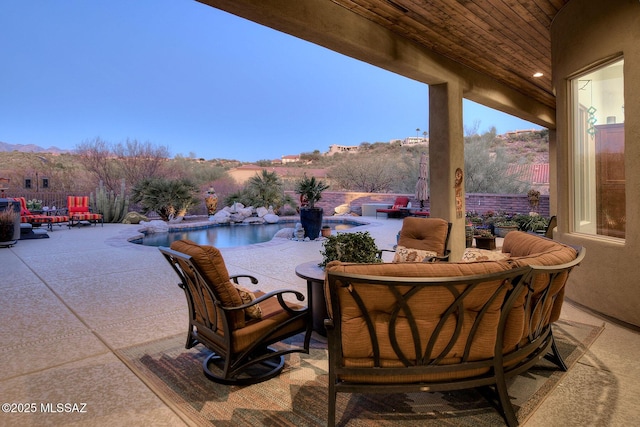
[319, 231, 381, 267]
[493, 220, 519, 237]
[0, 209, 19, 244]
[26, 199, 43, 211]
[516, 213, 549, 233]
[474, 229, 496, 250]
[321, 224, 332, 238]
[294, 174, 329, 240]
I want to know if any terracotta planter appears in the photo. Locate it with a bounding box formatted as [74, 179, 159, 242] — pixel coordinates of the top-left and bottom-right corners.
[321, 226, 331, 238]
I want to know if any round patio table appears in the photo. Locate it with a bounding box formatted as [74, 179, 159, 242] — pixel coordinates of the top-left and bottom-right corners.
[295, 260, 328, 336]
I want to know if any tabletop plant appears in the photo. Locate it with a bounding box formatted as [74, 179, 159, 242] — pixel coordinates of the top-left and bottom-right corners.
[319, 231, 381, 267]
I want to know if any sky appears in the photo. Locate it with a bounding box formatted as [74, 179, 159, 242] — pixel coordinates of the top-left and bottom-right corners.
[0, 0, 542, 162]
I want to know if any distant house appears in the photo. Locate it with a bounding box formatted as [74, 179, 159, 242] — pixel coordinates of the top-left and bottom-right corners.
[401, 137, 428, 146]
[501, 129, 538, 139]
[281, 155, 300, 164]
[327, 144, 359, 155]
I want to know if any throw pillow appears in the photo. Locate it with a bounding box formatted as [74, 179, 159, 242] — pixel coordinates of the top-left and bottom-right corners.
[234, 285, 263, 320]
[461, 248, 510, 262]
[392, 245, 438, 263]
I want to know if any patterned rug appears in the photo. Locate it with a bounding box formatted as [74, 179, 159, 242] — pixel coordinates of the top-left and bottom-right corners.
[117, 319, 603, 426]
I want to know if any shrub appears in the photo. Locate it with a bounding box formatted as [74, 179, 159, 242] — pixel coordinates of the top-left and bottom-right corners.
[130, 178, 199, 221]
[319, 232, 381, 267]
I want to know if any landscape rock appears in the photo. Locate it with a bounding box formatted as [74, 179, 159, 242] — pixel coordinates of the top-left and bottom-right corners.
[263, 213, 280, 223]
[274, 228, 294, 239]
[256, 207, 269, 218]
[334, 204, 351, 215]
[210, 210, 231, 223]
[121, 212, 148, 224]
[243, 217, 264, 224]
[139, 219, 169, 233]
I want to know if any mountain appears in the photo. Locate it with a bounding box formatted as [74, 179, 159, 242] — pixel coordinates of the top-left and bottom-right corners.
[0, 141, 70, 154]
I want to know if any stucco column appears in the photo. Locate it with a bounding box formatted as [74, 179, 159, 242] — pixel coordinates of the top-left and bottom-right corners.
[429, 82, 465, 260]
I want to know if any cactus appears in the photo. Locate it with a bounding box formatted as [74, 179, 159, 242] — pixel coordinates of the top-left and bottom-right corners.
[91, 179, 130, 223]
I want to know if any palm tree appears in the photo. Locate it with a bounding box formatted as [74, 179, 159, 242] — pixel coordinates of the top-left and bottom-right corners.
[247, 170, 295, 212]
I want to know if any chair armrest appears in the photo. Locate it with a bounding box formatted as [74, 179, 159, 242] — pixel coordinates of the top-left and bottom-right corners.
[230, 275, 259, 286]
[221, 289, 308, 314]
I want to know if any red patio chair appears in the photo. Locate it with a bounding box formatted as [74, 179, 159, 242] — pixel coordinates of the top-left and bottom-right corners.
[375, 196, 410, 218]
[14, 197, 69, 230]
[67, 196, 103, 227]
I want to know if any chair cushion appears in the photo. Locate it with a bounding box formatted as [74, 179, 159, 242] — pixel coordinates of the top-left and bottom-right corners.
[67, 196, 91, 214]
[170, 240, 245, 327]
[234, 285, 262, 319]
[325, 260, 517, 372]
[231, 294, 306, 353]
[326, 258, 512, 278]
[398, 217, 449, 256]
[461, 248, 510, 262]
[502, 231, 578, 327]
[71, 213, 102, 221]
[502, 231, 576, 261]
[392, 245, 437, 263]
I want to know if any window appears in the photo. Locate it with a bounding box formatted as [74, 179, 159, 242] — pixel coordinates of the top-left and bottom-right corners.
[42, 178, 49, 189]
[25, 178, 32, 189]
[571, 58, 625, 239]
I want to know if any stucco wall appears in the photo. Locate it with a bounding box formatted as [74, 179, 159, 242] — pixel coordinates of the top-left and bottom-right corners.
[553, 0, 640, 326]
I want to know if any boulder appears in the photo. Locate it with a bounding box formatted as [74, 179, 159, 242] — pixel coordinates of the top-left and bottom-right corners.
[210, 210, 231, 223]
[121, 212, 149, 224]
[238, 207, 253, 218]
[274, 228, 294, 239]
[334, 204, 351, 215]
[256, 206, 269, 218]
[229, 212, 246, 223]
[263, 213, 280, 223]
[139, 220, 169, 233]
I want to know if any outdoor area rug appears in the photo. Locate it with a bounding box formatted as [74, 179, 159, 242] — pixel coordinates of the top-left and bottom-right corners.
[117, 319, 603, 426]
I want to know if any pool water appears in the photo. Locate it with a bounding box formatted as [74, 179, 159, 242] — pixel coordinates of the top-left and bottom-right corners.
[133, 221, 358, 248]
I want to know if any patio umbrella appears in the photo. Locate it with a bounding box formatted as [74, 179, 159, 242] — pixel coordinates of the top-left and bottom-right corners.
[415, 152, 429, 209]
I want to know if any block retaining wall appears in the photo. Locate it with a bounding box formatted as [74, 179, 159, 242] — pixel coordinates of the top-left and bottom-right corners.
[285, 191, 550, 217]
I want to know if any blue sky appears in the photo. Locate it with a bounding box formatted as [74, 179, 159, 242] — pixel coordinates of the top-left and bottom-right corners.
[1, 0, 541, 162]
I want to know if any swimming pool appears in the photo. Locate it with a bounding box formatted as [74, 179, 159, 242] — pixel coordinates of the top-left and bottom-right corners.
[132, 220, 361, 248]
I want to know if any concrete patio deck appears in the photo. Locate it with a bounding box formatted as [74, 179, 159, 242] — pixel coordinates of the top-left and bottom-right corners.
[1, 217, 638, 426]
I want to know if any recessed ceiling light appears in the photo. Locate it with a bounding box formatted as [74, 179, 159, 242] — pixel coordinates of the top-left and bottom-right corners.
[533, 72, 544, 78]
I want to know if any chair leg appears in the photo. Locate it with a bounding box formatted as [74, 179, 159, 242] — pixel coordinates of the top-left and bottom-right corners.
[544, 330, 568, 371]
[327, 381, 337, 427]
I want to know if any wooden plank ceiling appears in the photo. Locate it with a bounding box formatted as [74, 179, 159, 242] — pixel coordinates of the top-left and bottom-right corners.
[330, 0, 569, 109]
